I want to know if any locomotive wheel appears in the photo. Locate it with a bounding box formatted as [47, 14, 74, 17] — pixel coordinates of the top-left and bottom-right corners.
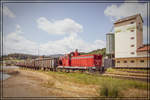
[62, 68, 64, 72]
[54, 68, 57, 72]
[81, 69, 84, 73]
[55, 68, 57, 72]
[67, 69, 70, 73]
[57, 68, 60, 72]
[72, 69, 75, 73]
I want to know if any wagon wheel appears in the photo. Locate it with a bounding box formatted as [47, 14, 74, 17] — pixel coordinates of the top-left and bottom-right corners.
[89, 68, 94, 73]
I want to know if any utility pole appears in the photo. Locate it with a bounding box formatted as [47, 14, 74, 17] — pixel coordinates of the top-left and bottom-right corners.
[38, 48, 39, 56]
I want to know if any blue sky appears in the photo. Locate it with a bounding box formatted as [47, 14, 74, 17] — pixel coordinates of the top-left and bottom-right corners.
[4, 3, 111, 43]
[3, 1, 149, 55]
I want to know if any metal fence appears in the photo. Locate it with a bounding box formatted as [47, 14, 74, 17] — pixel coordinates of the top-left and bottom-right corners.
[104, 59, 115, 68]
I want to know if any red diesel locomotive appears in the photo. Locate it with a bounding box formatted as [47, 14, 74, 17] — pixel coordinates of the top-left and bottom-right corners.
[59, 49, 103, 70]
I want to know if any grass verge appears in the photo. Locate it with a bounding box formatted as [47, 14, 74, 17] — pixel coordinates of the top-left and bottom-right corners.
[20, 68, 149, 97]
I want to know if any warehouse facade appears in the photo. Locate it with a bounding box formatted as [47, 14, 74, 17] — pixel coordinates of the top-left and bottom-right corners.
[114, 14, 149, 68]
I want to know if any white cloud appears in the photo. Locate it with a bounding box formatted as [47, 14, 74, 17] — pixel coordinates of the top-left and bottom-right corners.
[36, 17, 105, 55]
[4, 18, 105, 55]
[3, 6, 16, 18]
[16, 24, 23, 33]
[104, 1, 148, 44]
[36, 17, 83, 35]
[104, 1, 147, 22]
[39, 33, 105, 55]
[4, 25, 38, 55]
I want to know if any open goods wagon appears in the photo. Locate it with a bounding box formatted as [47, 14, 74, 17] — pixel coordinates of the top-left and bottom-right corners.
[16, 58, 59, 71]
[25, 59, 35, 68]
[16, 61, 26, 67]
[34, 58, 58, 71]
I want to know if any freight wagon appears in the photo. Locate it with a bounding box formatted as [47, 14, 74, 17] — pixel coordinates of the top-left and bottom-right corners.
[16, 58, 59, 71]
[16, 61, 26, 67]
[34, 58, 58, 71]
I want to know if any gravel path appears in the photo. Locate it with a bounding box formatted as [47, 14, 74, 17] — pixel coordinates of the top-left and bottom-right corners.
[2, 67, 99, 97]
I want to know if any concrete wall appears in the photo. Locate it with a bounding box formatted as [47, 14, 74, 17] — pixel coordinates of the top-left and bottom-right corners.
[115, 57, 148, 67]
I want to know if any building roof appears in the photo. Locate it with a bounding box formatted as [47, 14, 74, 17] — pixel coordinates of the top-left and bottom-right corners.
[106, 32, 114, 35]
[114, 14, 143, 24]
[137, 45, 150, 52]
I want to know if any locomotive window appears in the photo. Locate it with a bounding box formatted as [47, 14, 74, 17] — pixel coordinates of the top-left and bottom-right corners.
[72, 56, 93, 59]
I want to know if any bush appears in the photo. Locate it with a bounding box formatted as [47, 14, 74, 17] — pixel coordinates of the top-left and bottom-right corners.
[100, 78, 122, 97]
[106, 68, 115, 72]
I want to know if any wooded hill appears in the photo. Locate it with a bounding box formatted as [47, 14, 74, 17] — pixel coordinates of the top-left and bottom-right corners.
[80, 48, 106, 56]
[2, 48, 106, 61]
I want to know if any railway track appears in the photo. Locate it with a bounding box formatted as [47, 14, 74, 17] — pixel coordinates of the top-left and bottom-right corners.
[80, 68, 149, 82]
[115, 67, 149, 69]
[18, 66, 150, 82]
[101, 73, 149, 82]
[101, 70, 149, 82]
[56, 68, 150, 82]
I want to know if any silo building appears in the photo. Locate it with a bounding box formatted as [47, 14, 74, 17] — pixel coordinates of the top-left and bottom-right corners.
[105, 33, 115, 68]
[114, 14, 150, 68]
[106, 32, 115, 56]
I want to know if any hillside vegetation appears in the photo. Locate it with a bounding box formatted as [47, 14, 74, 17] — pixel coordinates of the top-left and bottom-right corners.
[80, 48, 106, 56]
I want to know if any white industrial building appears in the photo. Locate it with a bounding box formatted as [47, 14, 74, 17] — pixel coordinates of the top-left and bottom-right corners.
[113, 14, 149, 68]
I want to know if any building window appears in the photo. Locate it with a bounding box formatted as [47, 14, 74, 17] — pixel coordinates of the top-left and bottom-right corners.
[140, 60, 144, 63]
[117, 61, 120, 63]
[131, 45, 135, 47]
[130, 60, 135, 63]
[131, 52, 135, 54]
[124, 61, 127, 63]
[131, 37, 135, 39]
[140, 28, 143, 31]
[130, 22, 134, 24]
[131, 30, 134, 32]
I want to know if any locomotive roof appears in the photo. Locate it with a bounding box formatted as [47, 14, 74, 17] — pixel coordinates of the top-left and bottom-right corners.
[72, 54, 102, 57]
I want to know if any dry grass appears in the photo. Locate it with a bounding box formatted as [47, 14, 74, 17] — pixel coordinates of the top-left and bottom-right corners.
[20, 68, 149, 97]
